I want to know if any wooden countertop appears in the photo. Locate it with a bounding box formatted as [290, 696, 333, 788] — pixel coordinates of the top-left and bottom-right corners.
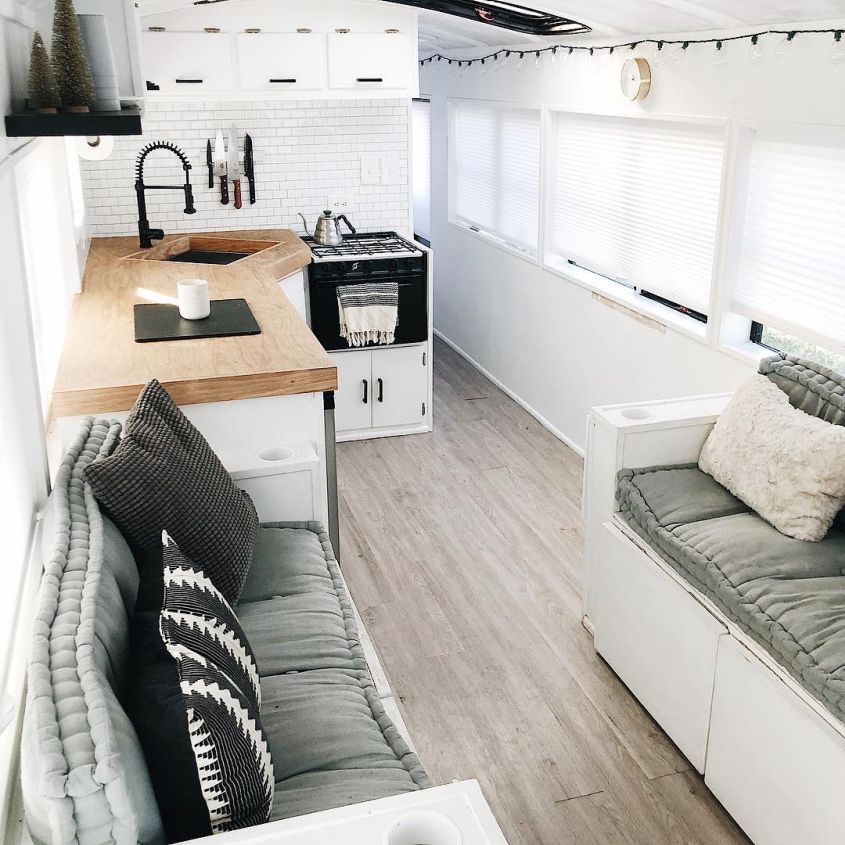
[52, 229, 336, 417]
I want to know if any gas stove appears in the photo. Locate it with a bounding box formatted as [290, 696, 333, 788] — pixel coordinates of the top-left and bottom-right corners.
[303, 231, 423, 262]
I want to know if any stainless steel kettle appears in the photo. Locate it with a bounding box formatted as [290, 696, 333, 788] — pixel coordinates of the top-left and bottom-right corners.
[299, 210, 356, 246]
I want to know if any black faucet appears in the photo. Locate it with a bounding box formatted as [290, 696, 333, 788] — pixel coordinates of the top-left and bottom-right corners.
[135, 141, 196, 248]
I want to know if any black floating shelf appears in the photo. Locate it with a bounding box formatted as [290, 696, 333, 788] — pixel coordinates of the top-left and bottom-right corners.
[4, 106, 143, 138]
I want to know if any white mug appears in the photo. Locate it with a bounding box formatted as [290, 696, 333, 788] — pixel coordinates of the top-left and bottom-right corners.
[177, 279, 210, 320]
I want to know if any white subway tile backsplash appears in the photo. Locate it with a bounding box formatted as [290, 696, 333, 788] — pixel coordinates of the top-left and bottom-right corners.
[81, 99, 410, 238]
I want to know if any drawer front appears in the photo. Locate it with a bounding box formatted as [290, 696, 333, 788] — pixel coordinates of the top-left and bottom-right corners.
[236, 33, 326, 91]
[327, 32, 412, 90]
[706, 636, 845, 845]
[142, 31, 234, 92]
[593, 522, 726, 772]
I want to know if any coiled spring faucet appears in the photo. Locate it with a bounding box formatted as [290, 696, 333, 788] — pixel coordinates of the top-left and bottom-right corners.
[135, 141, 196, 248]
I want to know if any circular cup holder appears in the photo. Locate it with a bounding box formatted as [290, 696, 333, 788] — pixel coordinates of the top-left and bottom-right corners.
[620, 407, 654, 421]
[384, 811, 462, 845]
[257, 447, 295, 463]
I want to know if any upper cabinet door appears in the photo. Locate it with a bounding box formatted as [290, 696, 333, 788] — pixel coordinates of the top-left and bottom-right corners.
[236, 33, 327, 92]
[327, 32, 413, 90]
[141, 31, 234, 93]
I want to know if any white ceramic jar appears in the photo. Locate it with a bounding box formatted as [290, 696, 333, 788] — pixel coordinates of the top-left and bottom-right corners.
[177, 279, 211, 320]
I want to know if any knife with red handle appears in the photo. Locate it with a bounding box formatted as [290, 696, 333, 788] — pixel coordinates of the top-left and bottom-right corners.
[228, 125, 242, 210]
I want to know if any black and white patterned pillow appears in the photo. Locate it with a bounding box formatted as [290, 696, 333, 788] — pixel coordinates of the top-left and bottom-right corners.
[170, 653, 273, 834]
[160, 533, 261, 705]
[84, 379, 258, 604]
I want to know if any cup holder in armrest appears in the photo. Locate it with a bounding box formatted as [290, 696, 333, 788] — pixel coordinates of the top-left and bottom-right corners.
[384, 811, 462, 845]
[257, 447, 295, 463]
[620, 407, 654, 420]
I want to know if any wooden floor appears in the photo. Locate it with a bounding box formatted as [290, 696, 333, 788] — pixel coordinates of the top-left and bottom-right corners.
[337, 338, 749, 845]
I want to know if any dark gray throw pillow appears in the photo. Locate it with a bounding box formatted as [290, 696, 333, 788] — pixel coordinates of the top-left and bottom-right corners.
[84, 380, 258, 604]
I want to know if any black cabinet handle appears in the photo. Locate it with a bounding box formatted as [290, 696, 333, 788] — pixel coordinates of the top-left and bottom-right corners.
[362, 379, 368, 404]
[357, 77, 383, 83]
[269, 78, 297, 83]
[175, 78, 203, 84]
[377, 378, 384, 403]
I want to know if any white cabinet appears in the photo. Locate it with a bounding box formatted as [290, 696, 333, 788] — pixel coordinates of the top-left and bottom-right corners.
[141, 31, 234, 93]
[332, 346, 427, 437]
[327, 32, 413, 90]
[236, 33, 326, 92]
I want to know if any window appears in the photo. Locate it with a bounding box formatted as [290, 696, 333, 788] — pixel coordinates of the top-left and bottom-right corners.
[751, 323, 845, 376]
[547, 113, 726, 315]
[412, 99, 431, 244]
[732, 136, 845, 354]
[450, 100, 541, 257]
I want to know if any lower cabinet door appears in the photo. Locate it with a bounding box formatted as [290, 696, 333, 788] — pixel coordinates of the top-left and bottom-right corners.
[330, 351, 372, 433]
[371, 345, 427, 430]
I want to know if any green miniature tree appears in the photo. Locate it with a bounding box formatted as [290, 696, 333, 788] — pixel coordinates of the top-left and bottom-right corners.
[51, 0, 94, 112]
[28, 32, 60, 113]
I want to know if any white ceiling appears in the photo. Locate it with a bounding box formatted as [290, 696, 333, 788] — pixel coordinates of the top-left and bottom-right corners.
[418, 0, 845, 54]
[135, 0, 845, 56]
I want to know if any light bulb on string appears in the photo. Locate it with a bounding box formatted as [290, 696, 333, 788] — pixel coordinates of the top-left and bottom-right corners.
[749, 34, 764, 64]
[534, 51, 542, 71]
[550, 47, 558, 68]
[492, 52, 504, 72]
[713, 40, 728, 69]
[652, 41, 666, 67]
[774, 31, 795, 60]
[480, 58, 488, 76]
[833, 31, 845, 65]
[670, 42, 689, 65]
[515, 51, 525, 70]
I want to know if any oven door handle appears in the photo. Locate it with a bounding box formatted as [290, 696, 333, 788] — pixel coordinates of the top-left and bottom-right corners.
[362, 379, 368, 404]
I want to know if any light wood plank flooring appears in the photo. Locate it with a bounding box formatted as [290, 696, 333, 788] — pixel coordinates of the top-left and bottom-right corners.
[337, 338, 749, 845]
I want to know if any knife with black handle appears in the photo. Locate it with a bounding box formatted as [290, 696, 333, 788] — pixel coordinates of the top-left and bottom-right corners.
[244, 133, 256, 204]
[214, 129, 229, 205]
[206, 139, 214, 189]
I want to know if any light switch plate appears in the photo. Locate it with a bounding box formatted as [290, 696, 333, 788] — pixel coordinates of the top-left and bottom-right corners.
[361, 154, 381, 185]
[381, 156, 403, 185]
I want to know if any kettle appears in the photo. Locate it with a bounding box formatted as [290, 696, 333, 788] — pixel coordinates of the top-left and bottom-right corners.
[299, 210, 356, 246]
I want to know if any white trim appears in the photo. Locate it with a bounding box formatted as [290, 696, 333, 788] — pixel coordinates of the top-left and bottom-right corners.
[434, 328, 585, 458]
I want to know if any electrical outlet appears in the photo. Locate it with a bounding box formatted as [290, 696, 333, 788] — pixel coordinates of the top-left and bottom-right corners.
[361, 154, 381, 185]
[326, 196, 354, 214]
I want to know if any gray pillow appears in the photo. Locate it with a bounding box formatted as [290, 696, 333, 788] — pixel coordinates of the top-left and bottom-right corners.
[84, 380, 258, 604]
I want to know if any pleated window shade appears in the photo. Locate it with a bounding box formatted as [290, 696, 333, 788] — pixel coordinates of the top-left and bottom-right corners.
[732, 138, 845, 351]
[412, 100, 431, 242]
[548, 112, 726, 314]
[451, 101, 541, 257]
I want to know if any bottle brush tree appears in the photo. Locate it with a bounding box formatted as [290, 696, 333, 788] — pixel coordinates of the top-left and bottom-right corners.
[51, 0, 94, 112]
[28, 32, 60, 113]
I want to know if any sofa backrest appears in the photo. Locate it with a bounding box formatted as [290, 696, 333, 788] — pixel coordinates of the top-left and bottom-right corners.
[760, 354, 845, 425]
[21, 417, 164, 845]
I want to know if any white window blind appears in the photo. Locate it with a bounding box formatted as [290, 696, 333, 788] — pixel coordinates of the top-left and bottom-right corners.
[549, 113, 725, 314]
[733, 138, 845, 351]
[451, 101, 540, 256]
[412, 100, 431, 242]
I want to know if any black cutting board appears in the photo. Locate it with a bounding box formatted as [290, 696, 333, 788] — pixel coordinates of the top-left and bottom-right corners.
[134, 298, 261, 343]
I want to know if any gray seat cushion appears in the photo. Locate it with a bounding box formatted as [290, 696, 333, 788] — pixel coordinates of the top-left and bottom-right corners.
[618, 465, 845, 724]
[238, 523, 429, 821]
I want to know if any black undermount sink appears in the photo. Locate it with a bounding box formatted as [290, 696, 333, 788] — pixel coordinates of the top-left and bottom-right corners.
[165, 249, 249, 266]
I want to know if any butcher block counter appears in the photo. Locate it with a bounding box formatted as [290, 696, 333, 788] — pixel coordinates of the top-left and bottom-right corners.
[52, 229, 336, 417]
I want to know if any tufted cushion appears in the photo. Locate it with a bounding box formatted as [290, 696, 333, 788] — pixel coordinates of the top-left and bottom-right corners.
[21, 417, 164, 845]
[760, 353, 845, 425]
[618, 465, 845, 726]
[84, 380, 259, 605]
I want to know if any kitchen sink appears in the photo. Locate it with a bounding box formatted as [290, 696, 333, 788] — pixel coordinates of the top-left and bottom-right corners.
[125, 236, 278, 265]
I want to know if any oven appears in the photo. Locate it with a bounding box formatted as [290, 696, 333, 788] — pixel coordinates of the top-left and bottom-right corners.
[307, 253, 428, 352]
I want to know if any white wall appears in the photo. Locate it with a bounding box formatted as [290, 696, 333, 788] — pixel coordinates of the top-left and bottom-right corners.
[421, 30, 845, 453]
[80, 98, 410, 237]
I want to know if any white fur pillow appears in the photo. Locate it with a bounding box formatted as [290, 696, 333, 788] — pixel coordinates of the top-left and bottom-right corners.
[699, 374, 845, 542]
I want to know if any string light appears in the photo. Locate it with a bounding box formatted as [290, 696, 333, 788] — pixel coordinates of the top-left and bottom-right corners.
[749, 34, 764, 64]
[419, 27, 845, 71]
[534, 50, 542, 70]
[833, 31, 845, 65]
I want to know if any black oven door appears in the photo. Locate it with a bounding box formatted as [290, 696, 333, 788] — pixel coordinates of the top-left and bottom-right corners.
[310, 273, 428, 352]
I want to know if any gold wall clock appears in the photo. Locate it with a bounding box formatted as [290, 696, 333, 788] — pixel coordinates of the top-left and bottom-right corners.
[621, 57, 652, 101]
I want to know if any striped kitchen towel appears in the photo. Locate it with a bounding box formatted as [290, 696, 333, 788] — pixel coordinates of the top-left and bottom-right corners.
[337, 282, 398, 347]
